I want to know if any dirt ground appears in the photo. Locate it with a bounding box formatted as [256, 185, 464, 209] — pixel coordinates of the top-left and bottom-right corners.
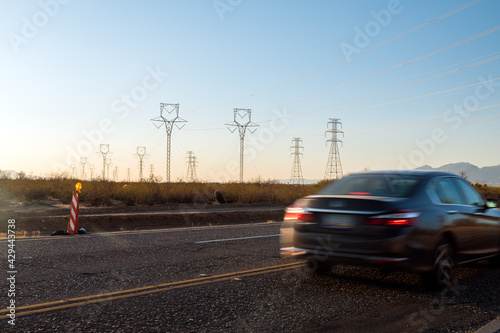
[0, 193, 285, 236]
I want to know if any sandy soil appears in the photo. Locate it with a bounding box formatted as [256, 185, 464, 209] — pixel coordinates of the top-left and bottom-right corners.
[0, 193, 285, 236]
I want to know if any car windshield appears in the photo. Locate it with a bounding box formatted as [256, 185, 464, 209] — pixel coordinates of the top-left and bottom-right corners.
[318, 174, 421, 197]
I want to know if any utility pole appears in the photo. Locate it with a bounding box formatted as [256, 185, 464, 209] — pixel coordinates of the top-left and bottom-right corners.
[185, 151, 198, 182]
[151, 103, 187, 182]
[133, 146, 149, 181]
[80, 157, 87, 180]
[89, 164, 94, 180]
[106, 158, 112, 181]
[325, 118, 343, 180]
[96, 144, 112, 180]
[226, 108, 259, 183]
[127, 168, 131, 182]
[290, 137, 304, 185]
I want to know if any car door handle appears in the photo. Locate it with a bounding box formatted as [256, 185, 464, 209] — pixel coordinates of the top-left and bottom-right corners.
[446, 210, 459, 215]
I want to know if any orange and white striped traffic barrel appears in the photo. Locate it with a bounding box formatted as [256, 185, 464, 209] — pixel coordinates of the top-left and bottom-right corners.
[67, 182, 82, 234]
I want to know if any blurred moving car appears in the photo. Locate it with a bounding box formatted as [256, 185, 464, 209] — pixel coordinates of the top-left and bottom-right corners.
[280, 170, 500, 289]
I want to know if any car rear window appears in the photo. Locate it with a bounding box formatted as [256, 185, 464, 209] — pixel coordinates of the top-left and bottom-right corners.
[318, 174, 421, 197]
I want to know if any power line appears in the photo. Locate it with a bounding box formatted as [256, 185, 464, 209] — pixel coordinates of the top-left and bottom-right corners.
[252, 57, 500, 128]
[226, 108, 259, 183]
[184, 1, 480, 115]
[351, 105, 500, 135]
[255, 25, 500, 117]
[186, 27, 500, 133]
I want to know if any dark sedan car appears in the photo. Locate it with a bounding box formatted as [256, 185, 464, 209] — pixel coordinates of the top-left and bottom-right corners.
[280, 170, 500, 289]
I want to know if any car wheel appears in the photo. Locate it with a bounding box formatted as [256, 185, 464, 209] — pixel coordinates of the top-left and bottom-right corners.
[306, 258, 331, 275]
[423, 242, 454, 290]
[490, 253, 500, 267]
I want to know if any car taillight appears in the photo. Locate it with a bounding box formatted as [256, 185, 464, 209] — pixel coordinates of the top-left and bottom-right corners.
[366, 210, 420, 226]
[284, 206, 316, 221]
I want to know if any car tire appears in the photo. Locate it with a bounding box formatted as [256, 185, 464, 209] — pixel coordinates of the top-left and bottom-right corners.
[423, 241, 454, 290]
[306, 258, 331, 275]
[490, 253, 500, 267]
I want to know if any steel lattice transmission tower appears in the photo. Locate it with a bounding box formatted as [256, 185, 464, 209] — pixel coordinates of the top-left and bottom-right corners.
[71, 164, 76, 179]
[96, 144, 112, 180]
[113, 166, 118, 182]
[324, 118, 344, 180]
[80, 157, 87, 180]
[89, 164, 94, 180]
[106, 158, 112, 181]
[226, 108, 259, 183]
[151, 103, 187, 182]
[149, 164, 155, 181]
[133, 146, 149, 181]
[290, 137, 304, 185]
[185, 151, 198, 182]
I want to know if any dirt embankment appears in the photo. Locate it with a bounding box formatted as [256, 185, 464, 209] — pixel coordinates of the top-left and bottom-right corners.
[0, 201, 286, 236]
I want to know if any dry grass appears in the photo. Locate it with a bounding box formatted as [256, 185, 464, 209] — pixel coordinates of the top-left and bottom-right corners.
[1, 178, 497, 208]
[0, 178, 323, 207]
[472, 183, 500, 201]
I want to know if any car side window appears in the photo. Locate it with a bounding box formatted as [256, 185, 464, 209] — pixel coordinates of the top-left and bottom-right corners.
[433, 178, 463, 205]
[454, 179, 485, 207]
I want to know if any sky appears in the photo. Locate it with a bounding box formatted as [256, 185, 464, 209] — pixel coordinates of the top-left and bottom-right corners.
[1, 0, 499, 182]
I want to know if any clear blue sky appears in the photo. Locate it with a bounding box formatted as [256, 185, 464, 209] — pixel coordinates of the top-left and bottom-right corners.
[1, 0, 499, 182]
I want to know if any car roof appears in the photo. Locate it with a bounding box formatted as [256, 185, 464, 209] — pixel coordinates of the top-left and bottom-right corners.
[346, 170, 460, 180]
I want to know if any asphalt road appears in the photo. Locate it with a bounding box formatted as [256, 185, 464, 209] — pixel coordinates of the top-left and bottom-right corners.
[1, 222, 500, 332]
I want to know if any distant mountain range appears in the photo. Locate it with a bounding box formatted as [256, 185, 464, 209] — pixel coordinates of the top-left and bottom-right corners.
[416, 163, 500, 186]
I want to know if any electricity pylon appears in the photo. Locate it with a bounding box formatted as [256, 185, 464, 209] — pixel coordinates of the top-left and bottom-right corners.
[226, 108, 259, 183]
[290, 137, 304, 185]
[151, 103, 187, 182]
[149, 164, 155, 181]
[133, 146, 149, 181]
[186, 151, 198, 182]
[113, 166, 118, 182]
[106, 158, 112, 181]
[80, 157, 87, 180]
[324, 118, 343, 180]
[71, 164, 76, 179]
[89, 164, 94, 180]
[96, 144, 112, 180]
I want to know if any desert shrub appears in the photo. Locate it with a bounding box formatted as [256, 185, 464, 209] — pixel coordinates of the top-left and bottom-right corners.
[473, 183, 500, 200]
[79, 181, 112, 206]
[0, 178, 332, 206]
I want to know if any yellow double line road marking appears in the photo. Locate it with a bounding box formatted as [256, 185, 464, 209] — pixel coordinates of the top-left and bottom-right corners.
[0, 261, 306, 319]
